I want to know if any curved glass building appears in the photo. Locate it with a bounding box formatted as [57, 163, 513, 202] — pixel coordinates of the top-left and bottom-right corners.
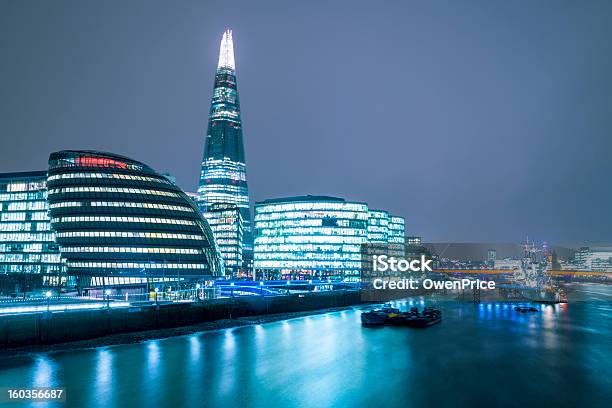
[253, 196, 369, 280]
[47, 151, 223, 287]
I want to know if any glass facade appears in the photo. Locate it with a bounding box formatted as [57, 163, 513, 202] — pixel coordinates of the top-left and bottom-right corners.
[203, 203, 243, 278]
[254, 196, 369, 279]
[367, 210, 390, 243]
[0, 171, 61, 275]
[388, 216, 405, 245]
[197, 30, 252, 262]
[47, 150, 223, 285]
[254, 196, 407, 279]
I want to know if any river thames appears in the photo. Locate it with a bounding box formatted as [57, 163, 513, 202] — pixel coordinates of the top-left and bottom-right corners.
[0, 284, 611, 408]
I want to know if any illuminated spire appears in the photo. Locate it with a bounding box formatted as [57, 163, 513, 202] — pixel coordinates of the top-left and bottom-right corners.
[217, 29, 235, 70]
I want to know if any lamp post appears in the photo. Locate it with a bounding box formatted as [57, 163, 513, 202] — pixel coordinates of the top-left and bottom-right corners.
[260, 280, 264, 296]
[195, 283, 201, 301]
[45, 290, 52, 313]
[154, 287, 159, 306]
[105, 289, 111, 309]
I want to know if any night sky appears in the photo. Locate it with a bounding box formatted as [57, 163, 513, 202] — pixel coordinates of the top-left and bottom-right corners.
[1, 0, 611, 243]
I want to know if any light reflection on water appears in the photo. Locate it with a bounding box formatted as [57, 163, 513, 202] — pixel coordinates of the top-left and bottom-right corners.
[0, 287, 611, 408]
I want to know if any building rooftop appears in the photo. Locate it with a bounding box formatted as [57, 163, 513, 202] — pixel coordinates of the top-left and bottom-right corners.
[257, 195, 347, 205]
[0, 170, 47, 179]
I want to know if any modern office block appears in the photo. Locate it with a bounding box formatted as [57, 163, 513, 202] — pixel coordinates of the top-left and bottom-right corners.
[197, 29, 252, 260]
[254, 195, 369, 279]
[0, 171, 61, 275]
[203, 203, 243, 278]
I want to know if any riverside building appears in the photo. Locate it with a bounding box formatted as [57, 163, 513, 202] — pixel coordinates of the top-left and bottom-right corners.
[0, 171, 61, 278]
[197, 29, 252, 271]
[47, 150, 224, 290]
[253, 195, 405, 280]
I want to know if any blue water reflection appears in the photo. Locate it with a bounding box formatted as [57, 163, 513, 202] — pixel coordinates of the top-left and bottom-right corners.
[0, 288, 611, 408]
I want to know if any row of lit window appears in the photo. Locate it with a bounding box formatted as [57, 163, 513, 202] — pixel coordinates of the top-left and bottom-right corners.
[0, 192, 46, 202]
[68, 261, 209, 269]
[56, 231, 205, 240]
[49, 200, 194, 212]
[255, 202, 368, 214]
[257, 227, 367, 237]
[0, 201, 47, 211]
[0, 222, 50, 232]
[61, 246, 202, 254]
[4, 181, 46, 192]
[216, 238, 241, 246]
[48, 187, 179, 197]
[1, 211, 49, 221]
[0, 264, 61, 273]
[47, 172, 171, 184]
[254, 210, 369, 222]
[254, 243, 362, 253]
[201, 167, 246, 181]
[0, 232, 55, 242]
[0, 253, 61, 262]
[254, 235, 367, 245]
[254, 260, 362, 270]
[52, 216, 196, 226]
[0, 243, 49, 252]
[254, 252, 361, 261]
[198, 184, 249, 194]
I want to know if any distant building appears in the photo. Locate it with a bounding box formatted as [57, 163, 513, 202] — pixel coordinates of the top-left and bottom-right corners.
[388, 216, 406, 245]
[487, 249, 496, 262]
[574, 247, 612, 271]
[203, 203, 243, 278]
[406, 236, 422, 246]
[47, 150, 224, 290]
[0, 171, 61, 276]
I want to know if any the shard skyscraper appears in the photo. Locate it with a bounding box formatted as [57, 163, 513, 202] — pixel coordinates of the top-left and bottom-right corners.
[197, 30, 252, 270]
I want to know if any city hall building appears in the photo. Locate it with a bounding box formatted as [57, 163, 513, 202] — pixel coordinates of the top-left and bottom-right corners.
[253, 195, 406, 280]
[47, 150, 224, 289]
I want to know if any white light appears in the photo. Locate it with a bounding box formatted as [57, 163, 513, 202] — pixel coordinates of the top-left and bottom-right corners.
[45, 291, 52, 298]
[259, 281, 264, 286]
[217, 29, 235, 70]
[196, 283, 201, 289]
[105, 289, 111, 296]
[154, 288, 159, 293]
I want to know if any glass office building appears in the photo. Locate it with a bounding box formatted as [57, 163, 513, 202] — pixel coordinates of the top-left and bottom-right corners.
[47, 150, 223, 288]
[0, 171, 61, 275]
[254, 196, 369, 280]
[388, 216, 405, 245]
[203, 203, 243, 278]
[367, 210, 390, 243]
[197, 29, 252, 261]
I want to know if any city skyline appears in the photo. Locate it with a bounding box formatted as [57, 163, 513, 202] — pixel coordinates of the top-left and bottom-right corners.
[1, 1, 612, 243]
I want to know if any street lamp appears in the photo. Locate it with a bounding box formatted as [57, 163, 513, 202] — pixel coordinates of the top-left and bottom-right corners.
[45, 290, 52, 313]
[259, 280, 264, 296]
[195, 283, 201, 301]
[154, 287, 159, 305]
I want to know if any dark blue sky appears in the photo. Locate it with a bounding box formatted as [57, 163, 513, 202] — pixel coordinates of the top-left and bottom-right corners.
[1, 0, 611, 243]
